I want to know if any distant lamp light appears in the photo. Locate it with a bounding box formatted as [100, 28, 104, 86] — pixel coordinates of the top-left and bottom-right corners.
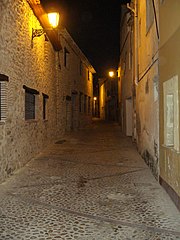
[32, 11, 60, 40]
[47, 12, 60, 28]
[109, 71, 115, 78]
[94, 97, 97, 101]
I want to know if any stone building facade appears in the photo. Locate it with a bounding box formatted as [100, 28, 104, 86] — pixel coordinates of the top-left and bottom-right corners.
[58, 29, 95, 131]
[0, 0, 95, 182]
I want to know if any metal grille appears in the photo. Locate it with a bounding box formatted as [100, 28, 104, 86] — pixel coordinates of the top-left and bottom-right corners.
[0, 81, 7, 121]
[25, 91, 35, 120]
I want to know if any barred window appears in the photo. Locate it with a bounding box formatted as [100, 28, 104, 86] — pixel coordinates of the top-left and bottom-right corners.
[0, 74, 8, 122]
[23, 85, 39, 120]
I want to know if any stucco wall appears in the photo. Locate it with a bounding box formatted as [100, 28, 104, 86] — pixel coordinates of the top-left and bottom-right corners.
[136, 0, 159, 178]
[119, 9, 134, 135]
[159, 0, 180, 198]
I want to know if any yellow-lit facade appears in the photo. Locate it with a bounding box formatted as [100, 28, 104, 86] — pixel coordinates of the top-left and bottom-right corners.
[119, 0, 159, 169]
[0, 0, 95, 183]
[159, 0, 180, 208]
[119, 0, 180, 208]
[99, 80, 106, 120]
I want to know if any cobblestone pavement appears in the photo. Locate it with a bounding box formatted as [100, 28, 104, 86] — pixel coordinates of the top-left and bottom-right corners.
[0, 120, 180, 240]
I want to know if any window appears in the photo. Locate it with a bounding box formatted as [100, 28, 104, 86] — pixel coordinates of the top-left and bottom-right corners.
[64, 47, 70, 68]
[146, 0, 154, 33]
[42, 93, 49, 120]
[84, 95, 87, 113]
[163, 76, 179, 151]
[23, 85, 39, 120]
[0, 74, 8, 122]
[79, 92, 83, 112]
[88, 96, 91, 114]
[88, 70, 90, 80]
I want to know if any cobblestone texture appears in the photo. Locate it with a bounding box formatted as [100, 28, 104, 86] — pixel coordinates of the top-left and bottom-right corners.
[0, 120, 179, 239]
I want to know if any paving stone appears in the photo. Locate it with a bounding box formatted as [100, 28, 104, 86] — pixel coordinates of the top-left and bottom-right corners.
[0, 120, 179, 239]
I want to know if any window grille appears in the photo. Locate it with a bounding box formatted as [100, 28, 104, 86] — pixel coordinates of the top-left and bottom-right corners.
[0, 74, 8, 122]
[23, 85, 39, 120]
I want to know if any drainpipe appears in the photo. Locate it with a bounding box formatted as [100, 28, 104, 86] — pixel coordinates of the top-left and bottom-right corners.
[127, 0, 138, 142]
[127, 0, 138, 86]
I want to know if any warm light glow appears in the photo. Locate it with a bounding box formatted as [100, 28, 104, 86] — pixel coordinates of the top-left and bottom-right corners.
[48, 12, 60, 28]
[109, 71, 115, 78]
[94, 97, 97, 101]
[117, 67, 121, 78]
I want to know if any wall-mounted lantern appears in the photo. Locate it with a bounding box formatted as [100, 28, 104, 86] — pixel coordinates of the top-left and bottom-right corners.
[32, 12, 60, 40]
[108, 71, 115, 78]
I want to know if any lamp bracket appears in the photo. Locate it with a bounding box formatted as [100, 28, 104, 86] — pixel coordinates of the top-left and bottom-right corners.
[32, 28, 45, 40]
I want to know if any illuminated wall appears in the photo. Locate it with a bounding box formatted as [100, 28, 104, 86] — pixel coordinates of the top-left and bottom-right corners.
[135, 0, 159, 178]
[159, 0, 180, 207]
[0, 0, 95, 182]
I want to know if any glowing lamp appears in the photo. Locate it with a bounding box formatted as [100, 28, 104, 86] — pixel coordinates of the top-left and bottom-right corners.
[109, 71, 115, 78]
[32, 11, 60, 40]
[48, 12, 60, 28]
[94, 97, 97, 101]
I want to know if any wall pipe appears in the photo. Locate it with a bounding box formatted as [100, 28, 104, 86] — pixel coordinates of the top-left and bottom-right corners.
[127, 0, 138, 86]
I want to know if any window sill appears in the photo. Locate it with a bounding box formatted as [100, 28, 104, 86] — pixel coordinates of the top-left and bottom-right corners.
[0, 121, 5, 125]
[162, 144, 180, 154]
[25, 119, 38, 123]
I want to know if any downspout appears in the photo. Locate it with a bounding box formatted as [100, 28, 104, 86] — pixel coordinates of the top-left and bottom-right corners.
[127, 0, 138, 141]
[127, 0, 138, 86]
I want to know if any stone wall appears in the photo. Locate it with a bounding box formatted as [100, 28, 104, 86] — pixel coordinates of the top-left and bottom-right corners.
[0, 0, 60, 182]
[0, 0, 94, 182]
[58, 30, 94, 130]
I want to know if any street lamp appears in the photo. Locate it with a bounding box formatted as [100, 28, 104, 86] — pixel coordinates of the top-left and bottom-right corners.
[108, 71, 115, 78]
[32, 12, 60, 40]
[47, 12, 60, 28]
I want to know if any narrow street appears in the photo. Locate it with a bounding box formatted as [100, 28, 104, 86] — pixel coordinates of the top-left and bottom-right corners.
[0, 120, 179, 240]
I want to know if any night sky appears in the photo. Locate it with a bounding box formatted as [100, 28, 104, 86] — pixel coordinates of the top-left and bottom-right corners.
[41, 0, 129, 77]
